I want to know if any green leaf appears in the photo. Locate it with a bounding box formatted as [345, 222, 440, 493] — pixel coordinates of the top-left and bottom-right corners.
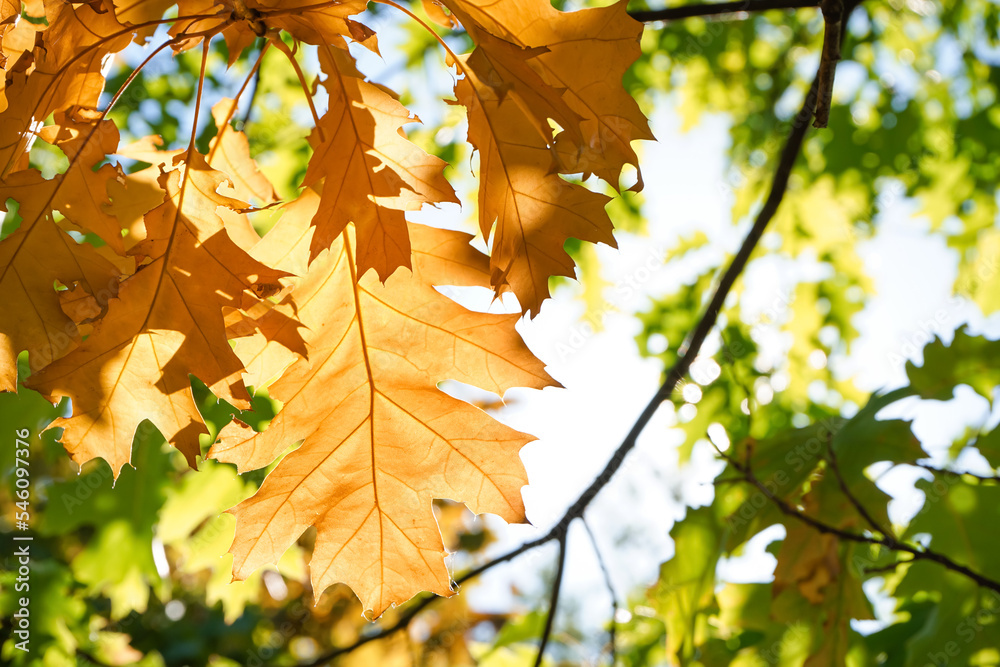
[651, 507, 724, 663]
[972, 426, 1000, 468]
[905, 326, 1000, 403]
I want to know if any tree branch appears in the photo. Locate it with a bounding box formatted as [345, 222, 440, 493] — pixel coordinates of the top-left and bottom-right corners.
[915, 462, 1000, 484]
[863, 560, 907, 575]
[533, 536, 568, 667]
[551, 69, 821, 534]
[826, 439, 893, 539]
[628, 0, 819, 23]
[730, 453, 1000, 594]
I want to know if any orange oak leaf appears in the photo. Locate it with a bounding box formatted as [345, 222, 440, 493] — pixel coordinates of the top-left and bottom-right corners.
[105, 159, 168, 250]
[455, 57, 616, 316]
[258, 0, 376, 52]
[110, 0, 177, 43]
[443, 0, 653, 188]
[209, 194, 555, 616]
[59, 283, 104, 324]
[0, 169, 122, 391]
[221, 188, 324, 390]
[422, 0, 457, 29]
[208, 98, 279, 207]
[37, 110, 128, 254]
[0, 0, 30, 73]
[0, 0, 17, 27]
[453, 21, 584, 149]
[26, 151, 289, 476]
[0, 0, 133, 177]
[302, 43, 458, 281]
[170, 0, 374, 62]
[109, 102, 277, 251]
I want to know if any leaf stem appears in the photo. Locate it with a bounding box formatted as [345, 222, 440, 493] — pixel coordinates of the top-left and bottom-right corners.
[188, 39, 212, 154]
[207, 43, 271, 162]
[103, 36, 185, 116]
[373, 0, 472, 80]
[268, 36, 324, 135]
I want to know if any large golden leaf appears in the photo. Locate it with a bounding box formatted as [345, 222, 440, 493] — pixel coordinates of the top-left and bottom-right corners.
[303, 44, 458, 281]
[27, 152, 288, 476]
[210, 191, 555, 616]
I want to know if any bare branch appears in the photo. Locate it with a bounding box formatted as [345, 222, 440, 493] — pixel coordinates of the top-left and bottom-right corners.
[915, 462, 1000, 484]
[628, 0, 819, 23]
[533, 536, 568, 667]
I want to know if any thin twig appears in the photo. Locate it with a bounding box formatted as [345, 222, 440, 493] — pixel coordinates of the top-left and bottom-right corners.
[534, 536, 568, 667]
[864, 561, 908, 575]
[733, 455, 1000, 593]
[825, 439, 893, 538]
[915, 462, 1000, 484]
[583, 520, 618, 666]
[628, 0, 819, 23]
[240, 44, 266, 130]
[712, 476, 745, 485]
